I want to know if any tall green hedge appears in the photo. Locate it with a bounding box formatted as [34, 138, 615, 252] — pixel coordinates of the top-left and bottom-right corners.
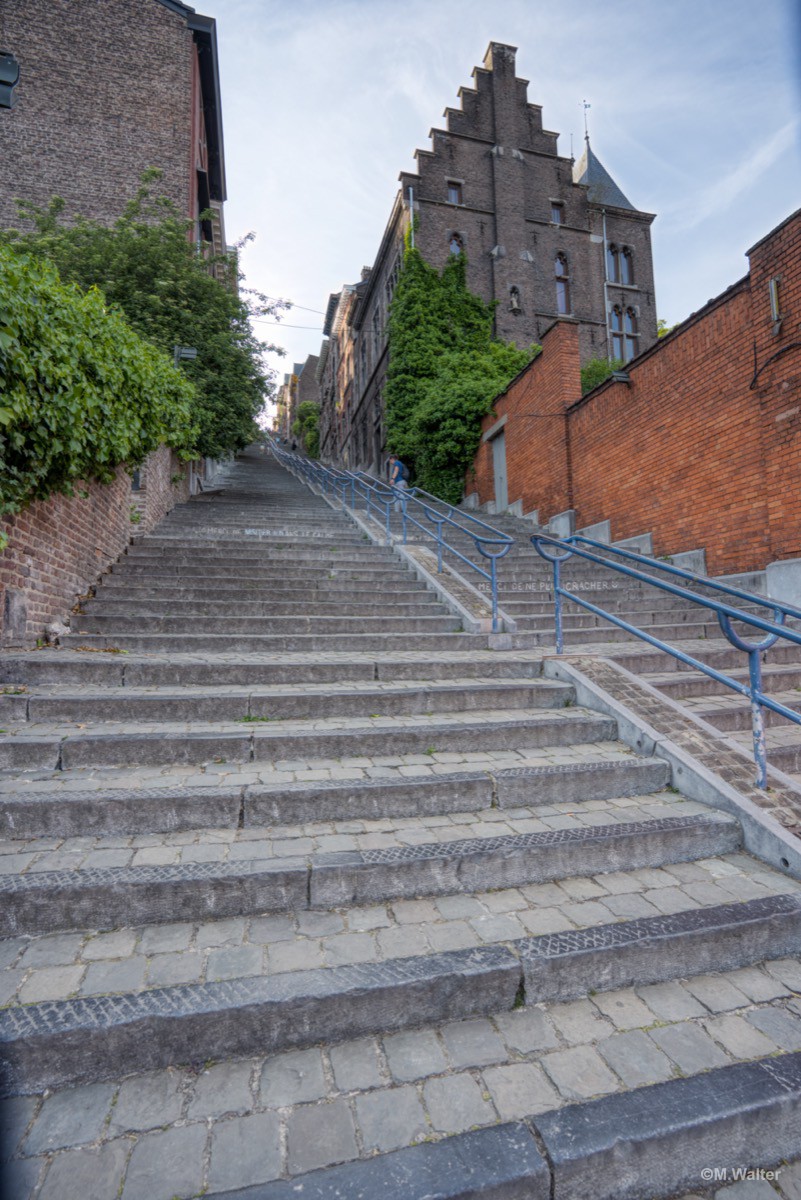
[0, 244, 196, 514]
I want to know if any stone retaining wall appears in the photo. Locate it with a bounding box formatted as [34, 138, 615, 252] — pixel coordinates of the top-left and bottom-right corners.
[0, 447, 191, 647]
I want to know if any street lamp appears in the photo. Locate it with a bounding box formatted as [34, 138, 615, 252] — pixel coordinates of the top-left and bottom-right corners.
[173, 345, 198, 368]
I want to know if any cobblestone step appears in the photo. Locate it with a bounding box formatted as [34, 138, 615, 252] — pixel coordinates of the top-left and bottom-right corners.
[0, 754, 668, 837]
[0, 707, 619, 770]
[9, 679, 572, 723]
[1, 808, 740, 936]
[2, 890, 799, 1097]
[4, 963, 801, 1199]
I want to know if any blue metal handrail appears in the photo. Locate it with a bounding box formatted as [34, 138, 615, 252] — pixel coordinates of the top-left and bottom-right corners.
[267, 442, 513, 631]
[532, 532, 801, 787]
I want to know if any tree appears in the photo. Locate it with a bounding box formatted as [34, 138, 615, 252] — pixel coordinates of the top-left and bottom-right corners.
[385, 246, 535, 502]
[292, 401, 320, 458]
[1, 171, 285, 458]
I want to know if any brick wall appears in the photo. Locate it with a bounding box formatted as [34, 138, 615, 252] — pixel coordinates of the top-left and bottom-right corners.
[0, 448, 191, 646]
[469, 208, 801, 578]
[0, 0, 194, 231]
[469, 320, 580, 520]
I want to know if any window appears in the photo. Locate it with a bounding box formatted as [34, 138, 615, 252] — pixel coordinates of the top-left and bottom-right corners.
[624, 308, 638, 361]
[610, 306, 638, 361]
[621, 248, 634, 285]
[608, 244, 634, 285]
[551, 202, 564, 225]
[555, 253, 571, 314]
[610, 306, 623, 360]
[447, 181, 463, 205]
[449, 232, 464, 256]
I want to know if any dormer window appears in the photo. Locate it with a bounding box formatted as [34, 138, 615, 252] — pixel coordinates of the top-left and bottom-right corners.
[551, 202, 564, 225]
[447, 181, 463, 205]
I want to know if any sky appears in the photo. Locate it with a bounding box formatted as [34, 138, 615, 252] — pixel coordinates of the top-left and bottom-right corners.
[201, 0, 801, 400]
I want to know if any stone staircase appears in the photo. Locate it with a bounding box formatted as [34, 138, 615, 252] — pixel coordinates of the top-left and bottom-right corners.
[1, 448, 800, 1200]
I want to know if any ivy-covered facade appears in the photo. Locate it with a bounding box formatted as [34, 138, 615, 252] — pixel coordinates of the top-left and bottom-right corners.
[318, 41, 658, 481]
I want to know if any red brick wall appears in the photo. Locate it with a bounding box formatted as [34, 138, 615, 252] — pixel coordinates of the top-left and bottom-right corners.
[469, 208, 801, 577]
[470, 320, 580, 519]
[0, 448, 191, 646]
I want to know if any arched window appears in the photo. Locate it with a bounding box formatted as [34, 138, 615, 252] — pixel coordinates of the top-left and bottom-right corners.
[449, 233, 463, 256]
[606, 244, 619, 283]
[624, 308, 638, 361]
[610, 306, 624, 360]
[621, 247, 634, 286]
[555, 253, 571, 314]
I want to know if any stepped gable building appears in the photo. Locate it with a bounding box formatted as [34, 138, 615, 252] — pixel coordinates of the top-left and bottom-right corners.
[0, 0, 227, 255]
[319, 41, 657, 473]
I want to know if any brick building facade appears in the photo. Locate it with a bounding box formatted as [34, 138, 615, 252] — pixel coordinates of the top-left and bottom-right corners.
[0, 0, 227, 254]
[319, 42, 657, 473]
[469, 207, 801, 579]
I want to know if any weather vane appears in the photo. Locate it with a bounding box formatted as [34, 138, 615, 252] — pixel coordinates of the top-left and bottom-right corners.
[582, 99, 591, 142]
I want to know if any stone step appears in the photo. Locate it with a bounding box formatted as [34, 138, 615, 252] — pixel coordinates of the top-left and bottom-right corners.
[531, 619, 721, 645]
[647, 663, 801, 699]
[5, 969, 801, 1198]
[123, 548, 398, 566]
[96, 577, 429, 596]
[684, 691, 801, 733]
[110, 563, 418, 582]
[61, 632, 489, 653]
[11, 679, 572, 723]
[0, 707, 618, 770]
[0, 810, 740, 937]
[0, 651, 544, 688]
[2, 890, 799, 1096]
[82, 598, 443, 619]
[597, 641, 801, 675]
[0, 753, 667, 838]
[73, 614, 464, 635]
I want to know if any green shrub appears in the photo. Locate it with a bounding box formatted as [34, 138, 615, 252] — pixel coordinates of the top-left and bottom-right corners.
[579, 356, 624, 396]
[0, 243, 196, 513]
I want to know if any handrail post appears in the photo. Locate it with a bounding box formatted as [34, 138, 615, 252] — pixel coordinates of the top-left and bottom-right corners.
[490, 557, 499, 633]
[385, 497, 391, 544]
[747, 647, 768, 789]
[436, 519, 444, 573]
[554, 558, 563, 654]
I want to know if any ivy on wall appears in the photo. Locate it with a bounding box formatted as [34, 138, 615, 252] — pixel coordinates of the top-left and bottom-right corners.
[0, 243, 196, 514]
[384, 246, 536, 503]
